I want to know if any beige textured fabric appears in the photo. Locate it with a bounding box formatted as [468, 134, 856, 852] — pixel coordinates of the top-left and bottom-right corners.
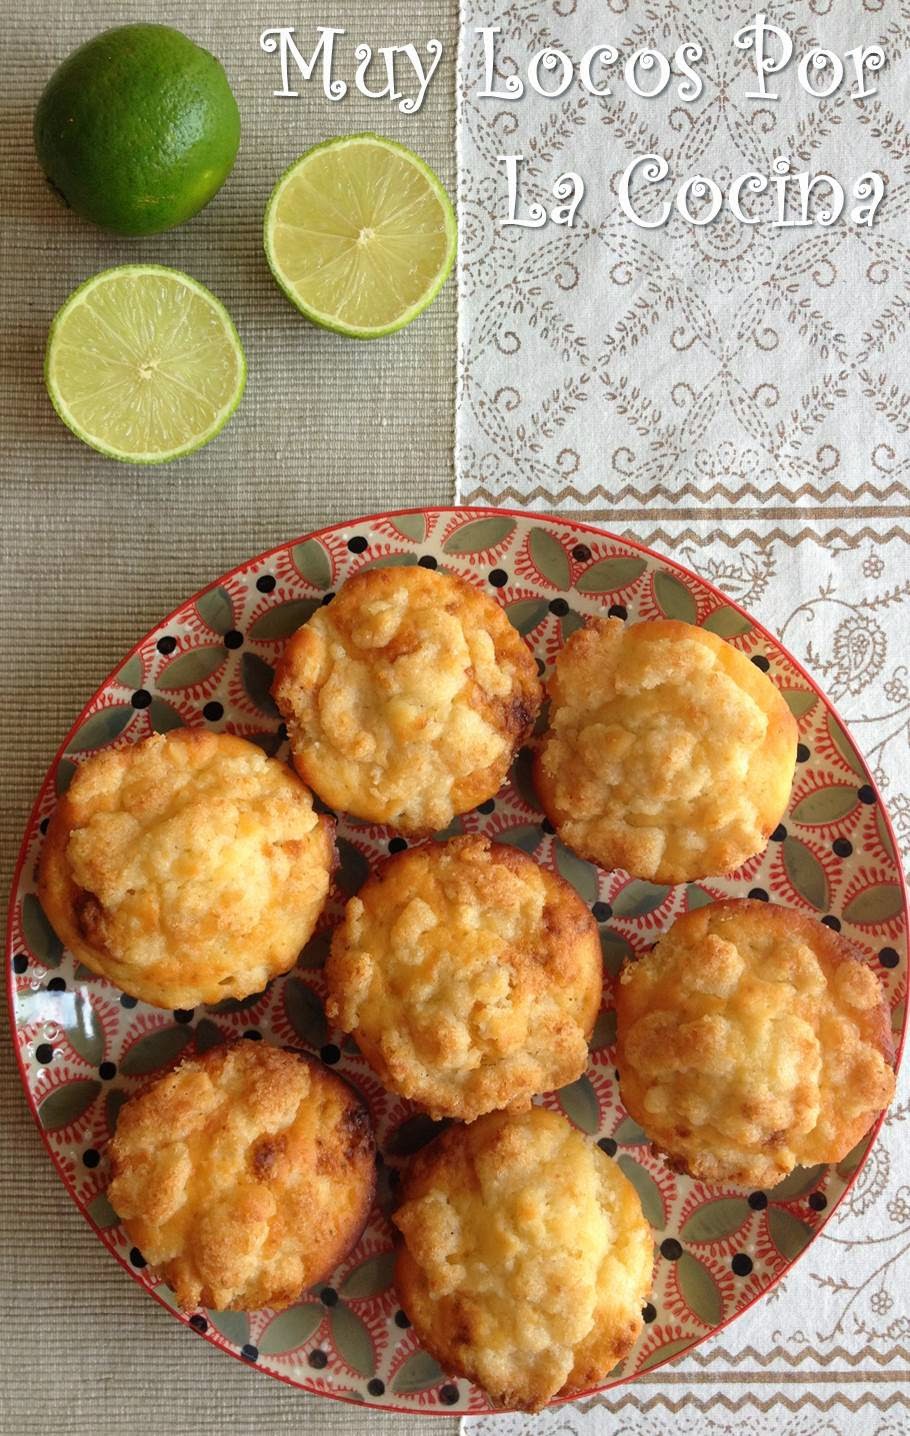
[0, 3, 456, 1432]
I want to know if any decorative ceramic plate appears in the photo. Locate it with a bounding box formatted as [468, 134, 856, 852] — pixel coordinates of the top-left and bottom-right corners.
[7, 507, 907, 1415]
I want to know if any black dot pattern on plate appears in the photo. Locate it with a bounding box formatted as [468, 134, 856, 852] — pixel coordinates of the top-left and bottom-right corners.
[320, 1044, 341, 1065]
[809, 1192, 828, 1211]
[321, 1287, 338, 1307]
[880, 948, 900, 969]
[439, 1385, 460, 1406]
[99, 1061, 116, 1080]
[131, 689, 152, 709]
[243, 1029, 262, 1042]
[660, 1239, 683, 1261]
[572, 544, 591, 562]
[394, 1310, 411, 1329]
[598, 1137, 617, 1157]
[858, 785, 876, 805]
[224, 630, 244, 650]
[83, 1148, 100, 1169]
[347, 536, 368, 554]
[832, 838, 853, 857]
[607, 604, 628, 620]
[40, 818, 49, 835]
[771, 824, 787, 841]
[477, 799, 495, 815]
[751, 655, 770, 672]
[321, 592, 335, 605]
[541, 818, 555, 835]
[748, 888, 769, 902]
[203, 701, 224, 722]
[592, 901, 612, 921]
[256, 575, 276, 593]
[130, 1248, 147, 1268]
[731, 1253, 753, 1276]
[748, 1191, 768, 1210]
[189, 1314, 208, 1334]
[47, 977, 66, 992]
[12, 954, 27, 974]
[368, 1379, 385, 1397]
[241, 1344, 259, 1363]
[173, 1009, 194, 1024]
[796, 743, 810, 763]
[418, 555, 437, 569]
[35, 1043, 54, 1064]
[822, 915, 842, 932]
[120, 994, 138, 1009]
[308, 1349, 328, 1369]
[549, 598, 569, 617]
[157, 636, 177, 655]
[488, 569, 508, 587]
[642, 1303, 657, 1323]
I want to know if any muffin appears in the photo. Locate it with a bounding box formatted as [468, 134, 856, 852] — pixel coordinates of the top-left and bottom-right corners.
[326, 835, 602, 1121]
[39, 729, 334, 1008]
[615, 900, 896, 1187]
[534, 617, 797, 883]
[108, 1040, 375, 1312]
[271, 565, 541, 833]
[393, 1107, 653, 1411]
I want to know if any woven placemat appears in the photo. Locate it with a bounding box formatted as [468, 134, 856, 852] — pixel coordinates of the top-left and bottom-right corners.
[0, 2, 457, 1431]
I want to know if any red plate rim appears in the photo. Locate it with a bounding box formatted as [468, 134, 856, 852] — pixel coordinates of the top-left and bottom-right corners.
[6, 505, 908, 1414]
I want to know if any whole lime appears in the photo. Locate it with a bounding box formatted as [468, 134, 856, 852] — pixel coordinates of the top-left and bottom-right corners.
[34, 24, 240, 236]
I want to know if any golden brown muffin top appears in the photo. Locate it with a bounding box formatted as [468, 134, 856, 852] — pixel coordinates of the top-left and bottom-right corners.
[39, 729, 333, 1008]
[534, 617, 797, 883]
[272, 566, 541, 833]
[393, 1107, 653, 1411]
[108, 1041, 375, 1312]
[326, 835, 602, 1121]
[615, 900, 895, 1187]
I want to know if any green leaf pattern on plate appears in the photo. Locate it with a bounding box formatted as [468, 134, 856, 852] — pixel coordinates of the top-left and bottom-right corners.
[120, 1025, 194, 1077]
[22, 893, 63, 968]
[340, 1251, 396, 1300]
[66, 705, 133, 753]
[196, 587, 234, 635]
[157, 646, 225, 690]
[677, 1251, 723, 1325]
[39, 1079, 100, 1131]
[284, 979, 327, 1049]
[790, 786, 858, 825]
[782, 836, 829, 910]
[681, 1198, 750, 1241]
[241, 653, 278, 716]
[529, 526, 571, 589]
[291, 538, 332, 590]
[767, 1206, 814, 1260]
[557, 1074, 601, 1133]
[617, 1155, 665, 1230]
[330, 1304, 374, 1376]
[653, 570, 697, 624]
[392, 1350, 444, 1393]
[702, 606, 752, 638]
[258, 1303, 323, 1355]
[575, 556, 647, 594]
[442, 516, 515, 553]
[249, 598, 321, 639]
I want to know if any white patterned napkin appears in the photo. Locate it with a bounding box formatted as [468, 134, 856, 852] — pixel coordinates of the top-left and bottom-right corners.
[457, 2, 910, 1429]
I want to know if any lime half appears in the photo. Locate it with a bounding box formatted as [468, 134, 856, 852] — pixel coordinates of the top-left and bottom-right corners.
[45, 265, 246, 463]
[264, 134, 457, 339]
